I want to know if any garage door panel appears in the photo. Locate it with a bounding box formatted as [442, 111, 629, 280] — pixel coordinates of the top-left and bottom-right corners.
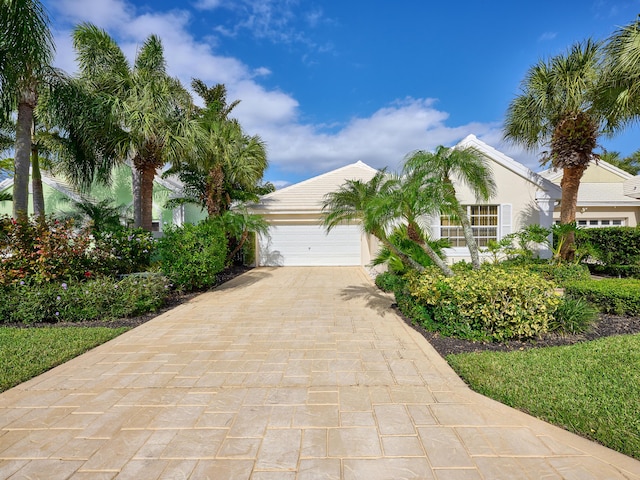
[259, 224, 361, 266]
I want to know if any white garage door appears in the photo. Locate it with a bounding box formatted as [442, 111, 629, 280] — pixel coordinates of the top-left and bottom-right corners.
[259, 224, 361, 266]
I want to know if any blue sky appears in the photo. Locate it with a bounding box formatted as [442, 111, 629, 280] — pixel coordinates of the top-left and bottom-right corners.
[43, 0, 640, 187]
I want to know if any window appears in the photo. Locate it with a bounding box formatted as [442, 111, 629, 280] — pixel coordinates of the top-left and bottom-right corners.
[440, 205, 498, 247]
[574, 219, 625, 228]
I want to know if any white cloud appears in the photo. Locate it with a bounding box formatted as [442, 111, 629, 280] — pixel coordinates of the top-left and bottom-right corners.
[538, 31, 557, 42]
[44, 0, 519, 184]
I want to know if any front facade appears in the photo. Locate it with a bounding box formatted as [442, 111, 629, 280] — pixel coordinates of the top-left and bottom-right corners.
[251, 135, 562, 267]
[249, 161, 381, 268]
[540, 160, 640, 228]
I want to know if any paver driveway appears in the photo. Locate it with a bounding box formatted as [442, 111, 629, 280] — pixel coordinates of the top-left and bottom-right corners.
[1, 267, 639, 479]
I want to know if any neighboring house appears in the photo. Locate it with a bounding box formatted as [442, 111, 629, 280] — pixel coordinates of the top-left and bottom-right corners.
[0, 165, 207, 233]
[250, 135, 562, 267]
[540, 160, 640, 228]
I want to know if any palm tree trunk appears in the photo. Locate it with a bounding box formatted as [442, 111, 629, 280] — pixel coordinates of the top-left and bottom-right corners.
[227, 230, 248, 264]
[559, 165, 587, 261]
[206, 164, 224, 217]
[456, 203, 481, 270]
[132, 163, 142, 228]
[140, 166, 155, 232]
[380, 236, 427, 273]
[31, 145, 44, 218]
[13, 95, 36, 219]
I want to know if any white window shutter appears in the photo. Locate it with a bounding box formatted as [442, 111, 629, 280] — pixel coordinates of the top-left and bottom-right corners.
[500, 204, 512, 238]
[430, 214, 441, 240]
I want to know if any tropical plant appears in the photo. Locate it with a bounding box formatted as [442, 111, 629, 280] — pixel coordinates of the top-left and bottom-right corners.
[601, 16, 640, 132]
[371, 225, 450, 274]
[166, 80, 268, 217]
[72, 23, 201, 231]
[504, 40, 606, 261]
[599, 150, 640, 175]
[61, 198, 126, 232]
[210, 207, 269, 264]
[403, 145, 497, 270]
[0, 0, 54, 219]
[322, 170, 427, 274]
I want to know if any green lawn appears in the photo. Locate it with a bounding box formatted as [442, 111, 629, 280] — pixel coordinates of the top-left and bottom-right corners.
[0, 326, 129, 392]
[447, 334, 640, 460]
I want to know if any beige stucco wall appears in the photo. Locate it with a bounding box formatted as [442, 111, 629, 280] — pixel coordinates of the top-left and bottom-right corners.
[572, 207, 639, 227]
[453, 157, 552, 231]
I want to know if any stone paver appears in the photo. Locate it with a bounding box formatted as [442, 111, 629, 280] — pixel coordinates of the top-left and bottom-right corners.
[1, 266, 639, 479]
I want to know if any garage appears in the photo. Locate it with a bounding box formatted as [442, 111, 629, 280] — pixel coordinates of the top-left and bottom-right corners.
[258, 224, 362, 266]
[248, 161, 380, 267]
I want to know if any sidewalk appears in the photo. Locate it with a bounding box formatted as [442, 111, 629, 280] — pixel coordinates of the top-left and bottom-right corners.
[1, 267, 638, 479]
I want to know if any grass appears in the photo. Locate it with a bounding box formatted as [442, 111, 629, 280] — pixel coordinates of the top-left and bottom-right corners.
[447, 334, 640, 460]
[0, 326, 129, 393]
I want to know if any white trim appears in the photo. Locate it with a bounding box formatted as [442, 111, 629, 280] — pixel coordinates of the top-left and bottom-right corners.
[456, 135, 562, 201]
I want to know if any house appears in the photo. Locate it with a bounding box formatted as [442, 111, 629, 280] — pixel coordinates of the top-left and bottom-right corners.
[540, 160, 640, 228]
[249, 161, 382, 267]
[250, 135, 563, 267]
[0, 165, 207, 233]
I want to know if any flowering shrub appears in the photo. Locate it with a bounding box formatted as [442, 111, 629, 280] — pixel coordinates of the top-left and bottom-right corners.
[92, 226, 154, 275]
[406, 265, 560, 341]
[0, 215, 93, 285]
[156, 219, 227, 291]
[0, 216, 155, 286]
[0, 274, 171, 324]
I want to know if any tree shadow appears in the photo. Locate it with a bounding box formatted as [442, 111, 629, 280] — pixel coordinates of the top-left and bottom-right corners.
[340, 284, 395, 317]
[209, 268, 275, 292]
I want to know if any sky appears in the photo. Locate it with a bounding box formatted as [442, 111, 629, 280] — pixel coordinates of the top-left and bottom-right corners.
[41, 0, 640, 188]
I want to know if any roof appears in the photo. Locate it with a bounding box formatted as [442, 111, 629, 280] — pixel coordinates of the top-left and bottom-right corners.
[0, 171, 91, 203]
[252, 160, 379, 214]
[576, 182, 640, 206]
[456, 135, 562, 201]
[623, 176, 640, 199]
[539, 159, 635, 182]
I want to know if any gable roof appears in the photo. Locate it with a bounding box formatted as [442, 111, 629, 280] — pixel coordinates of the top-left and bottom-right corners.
[624, 176, 640, 199]
[539, 159, 635, 182]
[253, 160, 378, 214]
[0, 171, 91, 203]
[456, 135, 562, 201]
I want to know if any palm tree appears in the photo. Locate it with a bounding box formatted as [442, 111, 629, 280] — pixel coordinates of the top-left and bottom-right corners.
[189, 80, 268, 217]
[404, 145, 496, 270]
[602, 16, 640, 130]
[211, 207, 269, 264]
[0, 0, 54, 219]
[73, 24, 201, 231]
[322, 170, 428, 274]
[504, 40, 603, 261]
[600, 150, 640, 175]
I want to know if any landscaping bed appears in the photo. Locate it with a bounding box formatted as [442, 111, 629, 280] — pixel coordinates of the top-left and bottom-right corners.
[396, 306, 640, 356]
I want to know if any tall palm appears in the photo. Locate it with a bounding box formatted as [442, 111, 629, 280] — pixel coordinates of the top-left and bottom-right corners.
[73, 24, 201, 231]
[404, 145, 496, 270]
[191, 80, 268, 216]
[0, 0, 54, 219]
[504, 40, 603, 261]
[602, 17, 640, 129]
[322, 170, 427, 273]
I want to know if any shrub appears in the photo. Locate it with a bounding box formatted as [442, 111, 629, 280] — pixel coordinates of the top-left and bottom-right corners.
[0, 215, 93, 285]
[587, 264, 640, 279]
[92, 226, 154, 275]
[524, 262, 591, 286]
[156, 219, 228, 291]
[549, 297, 598, 334]
[0, 274, 170, 324]
[576, 227, 640, 266]
[565, 279, 640, 316]
[375, 271, 405, 293]
[407, 266, 560, 341]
